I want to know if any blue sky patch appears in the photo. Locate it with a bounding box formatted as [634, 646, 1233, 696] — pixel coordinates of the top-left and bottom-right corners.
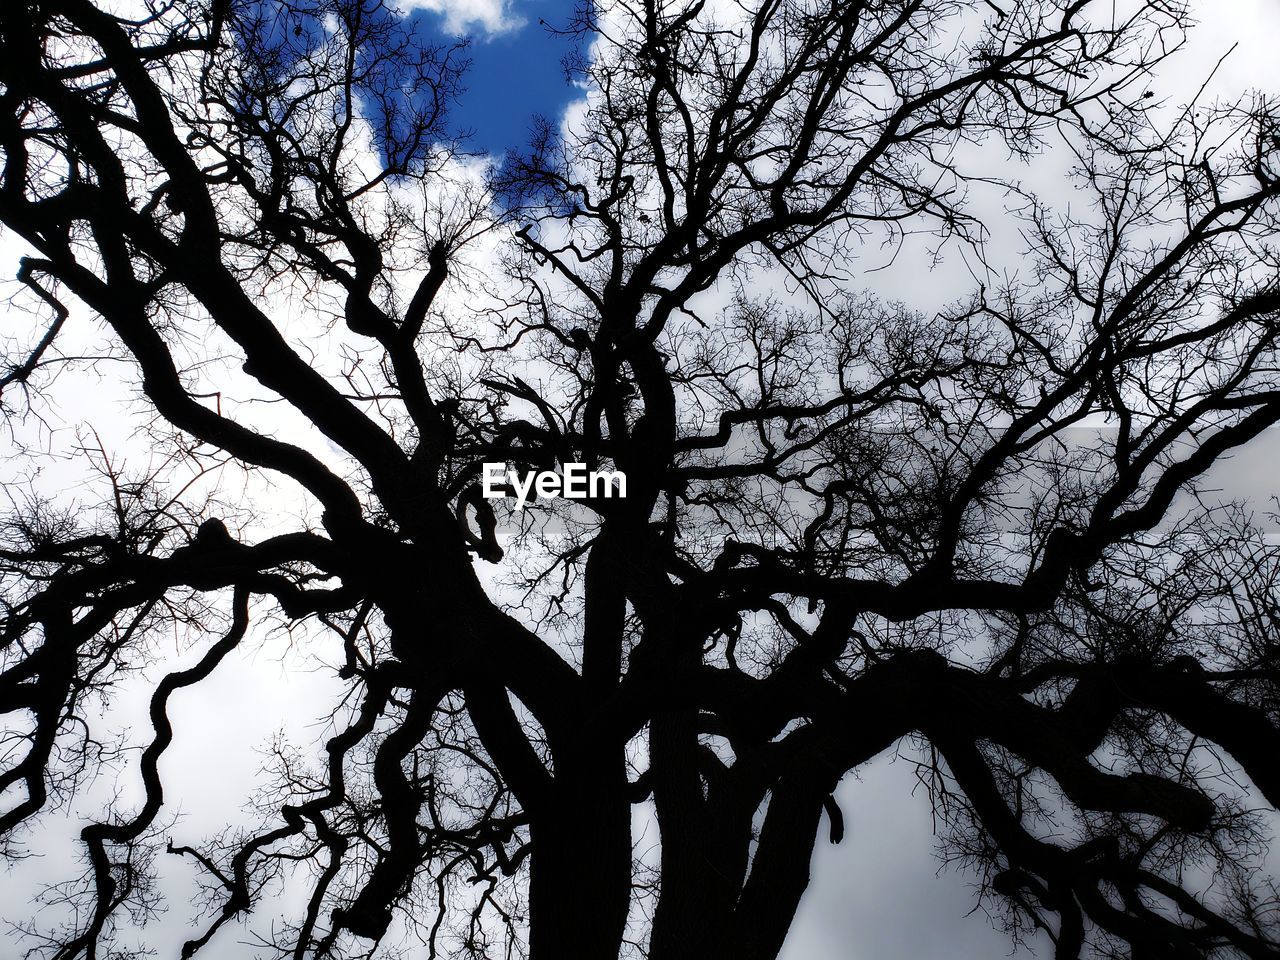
[407, 0, 583, 157]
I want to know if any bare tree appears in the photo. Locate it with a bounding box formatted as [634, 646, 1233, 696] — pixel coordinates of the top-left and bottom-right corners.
[2, 0, 1280, 958]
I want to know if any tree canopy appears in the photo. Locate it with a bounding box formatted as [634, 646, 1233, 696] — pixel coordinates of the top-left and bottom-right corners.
[2, 0, 1280, 958]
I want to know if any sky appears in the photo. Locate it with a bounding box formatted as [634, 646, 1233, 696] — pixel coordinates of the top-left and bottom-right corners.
[398, 0, 1280, 160]
[399, 0, 584, 156]
[4, 1, 1280, 959]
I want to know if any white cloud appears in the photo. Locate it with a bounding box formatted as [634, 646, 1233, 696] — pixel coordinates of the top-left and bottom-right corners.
[396, 0, 526, 38]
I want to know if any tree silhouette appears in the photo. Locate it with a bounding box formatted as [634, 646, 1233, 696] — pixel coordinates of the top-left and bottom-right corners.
[2, 0, 1280, 958]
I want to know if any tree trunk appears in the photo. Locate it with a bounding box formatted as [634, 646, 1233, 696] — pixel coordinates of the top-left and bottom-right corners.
[527, 751, 632, 960]
[646, 709, 758, 960]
